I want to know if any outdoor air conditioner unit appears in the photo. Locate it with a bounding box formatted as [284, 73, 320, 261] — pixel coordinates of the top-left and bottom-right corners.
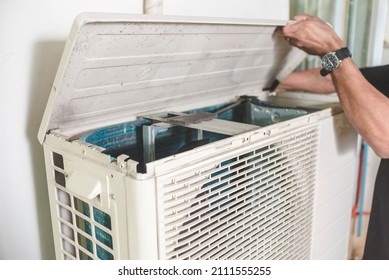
[38, 13, 359, 260]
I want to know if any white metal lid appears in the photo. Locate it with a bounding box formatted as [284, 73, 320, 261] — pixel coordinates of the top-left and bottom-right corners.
[38, 13, 306, 144]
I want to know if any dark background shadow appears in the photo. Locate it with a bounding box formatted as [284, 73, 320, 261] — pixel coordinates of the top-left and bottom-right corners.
[26, 40, 66, 259]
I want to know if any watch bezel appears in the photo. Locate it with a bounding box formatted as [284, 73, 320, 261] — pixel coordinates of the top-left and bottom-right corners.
[320, 47, 352, 77]
[321, 52, 341, 72]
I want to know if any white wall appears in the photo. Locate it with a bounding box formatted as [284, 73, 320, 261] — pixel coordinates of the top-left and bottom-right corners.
[0, 0, 143, 260]
[0, 0, 289, 260]
[163, 0, 289, 19]
[386, 1, 389, 42]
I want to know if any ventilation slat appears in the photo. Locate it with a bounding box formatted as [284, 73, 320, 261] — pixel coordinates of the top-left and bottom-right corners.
[164, 161, 315, 230]
[158, 126, 318, 260]
[163, 157, 315, 216]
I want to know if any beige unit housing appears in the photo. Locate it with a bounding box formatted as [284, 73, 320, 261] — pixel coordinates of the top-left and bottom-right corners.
[38, 13, 358, 260]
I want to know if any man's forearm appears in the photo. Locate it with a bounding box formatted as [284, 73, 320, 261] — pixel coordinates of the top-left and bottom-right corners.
[278, 68, 335, 93]
[332, 59, 389, 158]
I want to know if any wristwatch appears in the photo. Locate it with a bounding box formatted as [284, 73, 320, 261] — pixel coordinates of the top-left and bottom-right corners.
[320, 47, 352, 76]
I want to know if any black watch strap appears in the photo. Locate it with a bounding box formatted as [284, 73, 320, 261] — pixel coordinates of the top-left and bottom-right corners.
[336, 47, 352, 61]
[320, 68, 330, 76]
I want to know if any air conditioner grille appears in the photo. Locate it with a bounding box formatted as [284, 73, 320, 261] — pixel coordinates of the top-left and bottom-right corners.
[157, 126, 318, 259]
[55, 186, 115, 260]
[49, 153, 115, 260]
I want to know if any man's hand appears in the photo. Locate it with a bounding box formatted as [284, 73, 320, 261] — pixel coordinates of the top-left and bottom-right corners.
[275, 14, 346, 57]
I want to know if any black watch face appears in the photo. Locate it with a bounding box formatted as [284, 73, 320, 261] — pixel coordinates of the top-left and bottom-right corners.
[322, 53, 340, 72]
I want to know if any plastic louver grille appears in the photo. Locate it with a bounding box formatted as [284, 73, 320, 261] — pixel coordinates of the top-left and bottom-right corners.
[157, 126, 318, 260]
[50, 153, 114, 260]
[56, 187, 114, 260]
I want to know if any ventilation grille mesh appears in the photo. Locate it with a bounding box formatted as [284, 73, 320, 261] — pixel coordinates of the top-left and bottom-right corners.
[51, 152, 114, 260]
[157, 126, 318, 260]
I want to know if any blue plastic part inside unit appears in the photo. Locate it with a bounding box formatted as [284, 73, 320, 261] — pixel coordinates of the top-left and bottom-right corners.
[80, 104, 231, 162]
[79, 99, 308, 163]
[80, 118, 151, 151]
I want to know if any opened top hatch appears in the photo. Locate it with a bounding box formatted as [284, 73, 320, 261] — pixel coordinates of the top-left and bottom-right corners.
[38, 13, 305, 143]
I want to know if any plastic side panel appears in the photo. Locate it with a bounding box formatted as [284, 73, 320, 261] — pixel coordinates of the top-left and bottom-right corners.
[312, 211, 351, 259]
[43, 145, 66, 260]
[311, 163, 355, 259]
[42, 141, 129, 260]
[311, 113, 359, 259]
[319, 235, 349, 260]
[125, 176, 159, 259]
[316, 113, 358, 178]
